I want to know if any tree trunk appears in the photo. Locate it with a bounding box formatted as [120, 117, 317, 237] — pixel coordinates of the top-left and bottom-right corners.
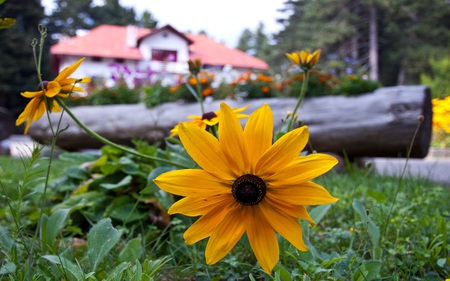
[29, 86, 432, 158]
[369, 5, 379, 81]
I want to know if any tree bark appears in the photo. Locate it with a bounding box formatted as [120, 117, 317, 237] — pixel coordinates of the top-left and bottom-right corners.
[369, 5, 379, 81]
[29, 86, 432, 158]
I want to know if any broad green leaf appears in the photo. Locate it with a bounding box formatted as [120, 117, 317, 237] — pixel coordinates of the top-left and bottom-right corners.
[352, 261, 381, 281]
[42, 208, 71, 252]
[119, 238, 143, 263]
[42, 255, 84, 280]
[0, 225, 14, 251]
[366, 189, 387, 203]
[0, 262, 16, 274]
[65, 166, 91, 180]
[100, 175, 132, 190]
[309, 204, 332, 225]
[367, 220, 380, 247]
[352, 198, 368, 222]
[87, 218, 122, 271]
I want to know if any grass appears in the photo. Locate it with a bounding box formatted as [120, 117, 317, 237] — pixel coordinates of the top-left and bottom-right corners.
[0, 149, 449, 280]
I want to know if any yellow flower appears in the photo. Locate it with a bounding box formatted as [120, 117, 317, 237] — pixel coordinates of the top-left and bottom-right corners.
[169, 105, 250, 137]
[155, 102, 338, 274]
[286, 49, 321, 70]
[16, 58, 90, 134]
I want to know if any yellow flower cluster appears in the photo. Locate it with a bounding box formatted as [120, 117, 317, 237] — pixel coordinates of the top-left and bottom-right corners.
[432, 96, 450, 133]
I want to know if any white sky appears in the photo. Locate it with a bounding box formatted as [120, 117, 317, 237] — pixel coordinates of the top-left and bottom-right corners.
[41, 0, 287, 47]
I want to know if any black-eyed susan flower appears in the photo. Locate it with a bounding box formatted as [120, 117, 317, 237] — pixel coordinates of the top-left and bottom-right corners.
[155, 102, 338, 274]
[169, 105, 249, 137]
[286, 49, 321, 70]
[16, 58, 90, 134]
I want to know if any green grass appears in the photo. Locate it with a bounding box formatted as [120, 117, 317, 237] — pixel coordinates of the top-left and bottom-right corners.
[0, 151, 449, 280]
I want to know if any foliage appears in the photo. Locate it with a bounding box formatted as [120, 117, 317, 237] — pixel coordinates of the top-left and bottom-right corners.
[71, 85, 141, 106]
[330, 75, 382, 96]
[237, 0, 450, 86]
[0, 0, 50, 118]
[421, 57, 450, 99]
[1, 152, 449, 279]
[230, 72, 281, 99]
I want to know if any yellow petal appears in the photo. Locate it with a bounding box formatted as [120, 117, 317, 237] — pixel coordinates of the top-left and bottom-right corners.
[244, 103, 273, 171]
[268, 181, 338, 205]
[264, 196, 315, 226]
[184, 202, 239, 245]
[168, 194, 234, 216]
[16, 98, 37, 126]
[154, 169, 230, 197]
[178, 122, 234, 180]
[205, 206, 247, 265]
[45, 81, 62, 97]
[260, 200, 308, 251]
[51, 100, 61, 112]
[54, 58, 85, 81]
[300, 50, 308, 64]
[255, 126, 309, 177]
[33, 99, 46, 121]
[309, 49, 321, 65]
[219, 102, 248, 175]
[286, 52, 300, 65]
[21, 90, 43, 98]
[246, 207, 279, 274]
[264, 153, 338, 184]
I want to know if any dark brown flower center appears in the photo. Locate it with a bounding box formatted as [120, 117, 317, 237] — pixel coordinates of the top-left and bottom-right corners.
[37, 81, 49, 90]
[201, 111, 217, 121]
[232, 174, 266, 206]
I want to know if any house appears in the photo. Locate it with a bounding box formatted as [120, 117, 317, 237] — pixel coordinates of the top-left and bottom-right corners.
[50, 24, 269, 87]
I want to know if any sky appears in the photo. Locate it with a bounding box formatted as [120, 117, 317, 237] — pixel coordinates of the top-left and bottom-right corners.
[41, 0, 288, 47]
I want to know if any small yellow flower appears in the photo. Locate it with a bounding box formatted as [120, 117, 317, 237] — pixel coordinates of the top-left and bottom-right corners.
[15, 58, 90, 134]
[286, 49, 321, 70]
[156, 102, 338, 274]
[169, 105, 250, 137]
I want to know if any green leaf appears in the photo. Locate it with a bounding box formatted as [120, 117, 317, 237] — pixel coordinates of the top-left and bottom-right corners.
[273, 264, 292, 281]
[309, 204, 332, 225]
[352, 261, 381, 281]
[87, 218, 122, 271]
[0, 225, 14, 251]
[119, 238, 143, 263]
[41, 255, 84, 280]
[352, 198, 368, 222]
[65, 166, 90, 180]
[366, 189, 387, 203]
[100, 175, 132, 190]
[0, 262, 16, 274]
[367, 220, 380, 247]
[42, 208, 71, 252]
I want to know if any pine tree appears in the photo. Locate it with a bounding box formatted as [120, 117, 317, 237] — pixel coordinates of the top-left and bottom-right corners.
[0, 0, 47, 117]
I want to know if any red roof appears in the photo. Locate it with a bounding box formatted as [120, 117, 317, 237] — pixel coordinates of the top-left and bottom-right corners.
[50, 24, 268, 70]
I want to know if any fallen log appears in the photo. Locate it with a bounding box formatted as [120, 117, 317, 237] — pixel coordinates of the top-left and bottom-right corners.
[28, 85, 432, 158]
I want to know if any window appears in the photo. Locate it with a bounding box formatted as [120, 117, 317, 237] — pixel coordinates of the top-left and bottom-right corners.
[151, 49, 177, 62]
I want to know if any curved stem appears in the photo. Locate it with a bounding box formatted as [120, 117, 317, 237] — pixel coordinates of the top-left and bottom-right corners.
[287, 70, 310, 131]
[58, 100, 191, 168]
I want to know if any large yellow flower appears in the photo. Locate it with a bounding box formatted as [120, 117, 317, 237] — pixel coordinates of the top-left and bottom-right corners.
[16, 58, 90, 134]
[286, 49, 321, 70]
[155, 102, 338, 274]
[169, 105, 249, 137]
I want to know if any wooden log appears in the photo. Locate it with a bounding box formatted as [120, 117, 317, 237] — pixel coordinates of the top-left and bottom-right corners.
[28, 85, 432, 158]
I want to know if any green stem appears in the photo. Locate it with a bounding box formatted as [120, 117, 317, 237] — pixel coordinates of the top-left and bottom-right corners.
[58, 100, 190, 168]
[287, 70, 310, 132]
[194, 74, 205, 114]
[382, 117, 423, 239]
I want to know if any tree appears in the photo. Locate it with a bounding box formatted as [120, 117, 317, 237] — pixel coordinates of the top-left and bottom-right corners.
[137, 10, 158, 28]
[43, 0, 95, 39]
[0, 0, 49, 117]
[91, 0, 137, 27]
[236, 28, 254, 53]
